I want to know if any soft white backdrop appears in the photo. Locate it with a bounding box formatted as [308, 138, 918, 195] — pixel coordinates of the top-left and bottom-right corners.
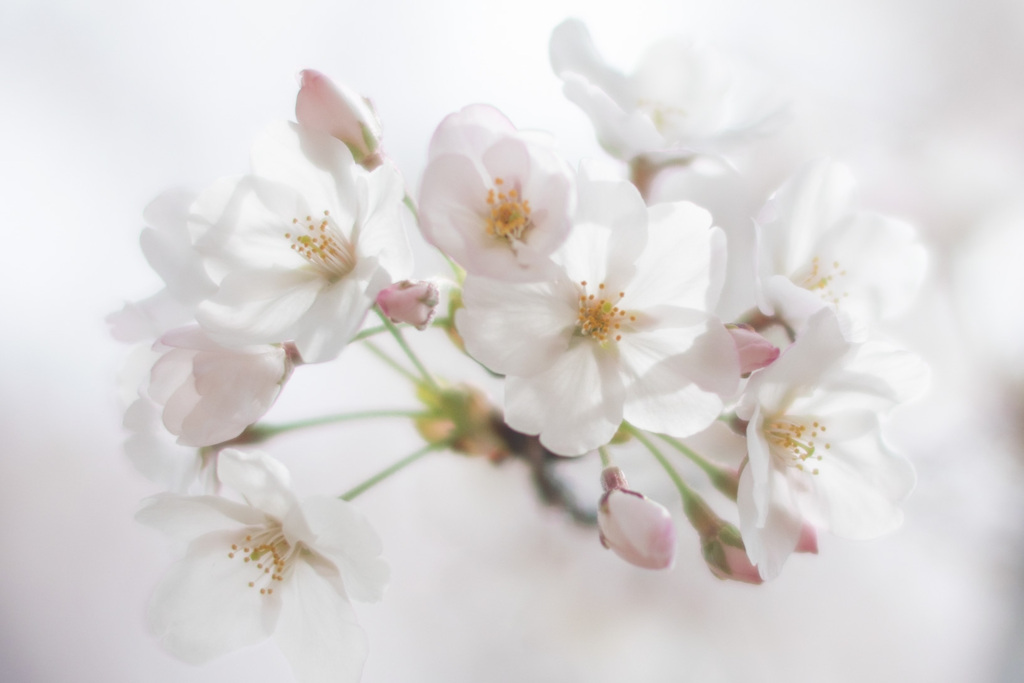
[2, 0, 1024, 681]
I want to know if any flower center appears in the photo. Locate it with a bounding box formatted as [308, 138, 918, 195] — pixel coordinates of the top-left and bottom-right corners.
[485, 178, 532, 242]
[765, 418, 831, 475]
[285, 210, 356, 280]
[636, 98, 687, 134]
[576, 281, 634, 344]
[796, 256, 848, 306]
[226, 526, 300, 597]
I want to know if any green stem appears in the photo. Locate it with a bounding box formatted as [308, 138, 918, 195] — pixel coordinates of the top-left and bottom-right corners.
[353, 325, 388, 342]
[251, 409, 427, 439]
[658, 434, 740, 501]
[340, 442, 441, 501]
[363, 340, 420, 384]
[375, 308, 441, 391]
[623, 424, 721, 536]
[598, 446, 612, 468]
[402, 193, 420, 222]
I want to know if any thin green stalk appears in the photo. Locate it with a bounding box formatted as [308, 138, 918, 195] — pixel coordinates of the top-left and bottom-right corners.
[658, 434, 739, 501]
[353, 325, 388, 341]
[363, 340, 420, 384]
[598, 446, 612, 468]
[402, 193, 420, 222]
[252, 409, 427, 439]
[623, 424, 720, 536]
[340, 442, 441, 501]
[375, 308, 440, 391]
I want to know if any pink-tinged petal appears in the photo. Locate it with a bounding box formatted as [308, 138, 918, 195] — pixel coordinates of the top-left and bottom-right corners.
[795, 524, 818, 554]
[148, 347, 195, 406]
[196, 267, 323, 347]
[217, 449, 297, 520]
[136, 493, 264, 542]
[457, 275, 575, 376]
[295, 69, 381, 158]
[146, 530, 280, 664]
[275, 561, 368, 683]
[504, 341, 625, 456]
[727, 324, 780, 375]
[291, 497, 389, 603]
[598, 489, 676, 570]
[737, 466, 804, 580]
[626, 201, 714, 311]
[427, 104, 516, 160]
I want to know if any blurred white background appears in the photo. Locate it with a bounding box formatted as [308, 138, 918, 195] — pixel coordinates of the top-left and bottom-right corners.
[2, 0, 1024, 681]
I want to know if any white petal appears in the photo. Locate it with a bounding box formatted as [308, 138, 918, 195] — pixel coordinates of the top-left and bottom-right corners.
[290, 274, 375, 364]
[625, 201, 714, 311]
[504, 341, 625, 455]
[620, 311, 735, 437]
[147, 530, 280, 664]
[275, 561, 368, 683]
[136, 493, 263, 541]
[738, 466, 804, 581]
[457, 275, 574, 376]
[217, 449, 297, 520]
[291, 496, 390, 603]
[196, 267, 323, 347]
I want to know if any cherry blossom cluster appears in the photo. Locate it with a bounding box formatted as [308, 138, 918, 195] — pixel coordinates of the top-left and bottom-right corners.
[112, 18, 929, 682]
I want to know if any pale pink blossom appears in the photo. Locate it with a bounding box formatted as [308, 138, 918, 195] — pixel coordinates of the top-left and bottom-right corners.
[147, 326, 293, 447]
[418, 104, 573, 282]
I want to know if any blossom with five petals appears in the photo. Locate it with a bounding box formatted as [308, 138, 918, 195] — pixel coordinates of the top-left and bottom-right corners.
[736, 310, 928, 579]
[138, 448, 388, 683]
[418, 104, 574, 281]
[755, 159, 927, 340]
[191, 121, 412, 363]
[456, 166, 738, 455]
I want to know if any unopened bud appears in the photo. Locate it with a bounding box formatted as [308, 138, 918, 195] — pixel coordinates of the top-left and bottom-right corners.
[296, 69, 383, 165]
[702, 522, 763, 584]
[795, 524, 818, 554]
[377, 280, 440, 330]
[726, 323, 780, 376]
[597, 467, 676, 570]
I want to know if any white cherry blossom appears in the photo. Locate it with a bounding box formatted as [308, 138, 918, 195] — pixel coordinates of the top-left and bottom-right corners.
[755, 159, 927, 340]
[138, 448, 388, 683]
[736, 310, 928, 579]
[549, 18, 784, 163]
[418, 104, 573, 281]
[191, 121, 412, 363]
[456, 166, 738, 455]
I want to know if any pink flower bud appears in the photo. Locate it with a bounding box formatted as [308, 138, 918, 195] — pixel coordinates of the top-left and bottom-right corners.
[702, 523, 763, 584]
[597, 467, 676, 570]
[296, 69, 382, 162]
[795, 524, 818, 554]
[726, 323, 780, 376]
[376, 280, 440, 330]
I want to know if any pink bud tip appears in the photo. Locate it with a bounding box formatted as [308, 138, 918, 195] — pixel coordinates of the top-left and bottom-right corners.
[795, 524, 818, 554]
[376, 280, 440, 330]
[598, 489, 676, 570]
[295, 69, 381, 157]
[727, 324, 780, 375]
[708, 543, 764, 584]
